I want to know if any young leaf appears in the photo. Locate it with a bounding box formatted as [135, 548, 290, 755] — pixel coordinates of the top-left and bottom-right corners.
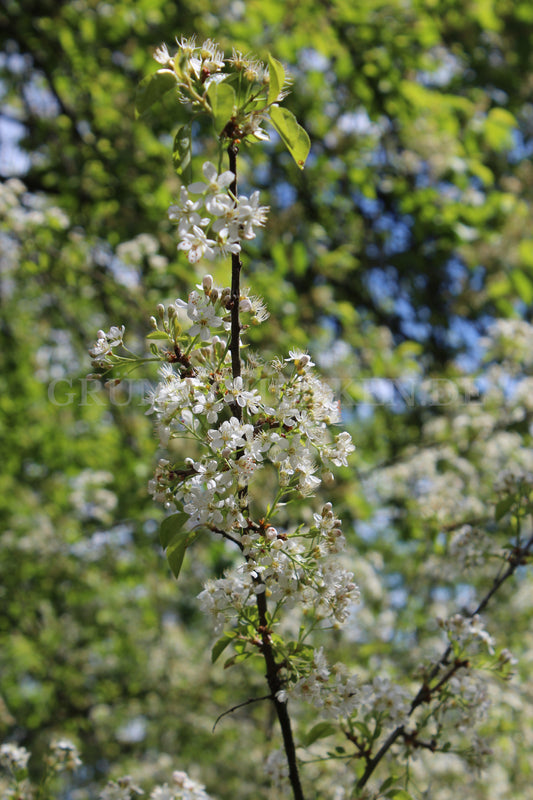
[146, 331, 171, 340]
[165, 528, 198, 580]
[211, 634, 234, 664]
[207, 82, 236, 136]
[159, 513, 198, 580]
[135, 70, 177, 118]
[267, 53, 285, 104]
[173, 124, 192, 184]
[301, 721, 337, 746]
[159, 512, 189, 549]
[379, 776, 399, 794]
[495, 495, 515, 521]
[269, 105, 310, 169]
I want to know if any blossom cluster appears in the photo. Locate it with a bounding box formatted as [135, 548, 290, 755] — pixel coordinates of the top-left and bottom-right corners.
[99, 772, 212, 800]
[169, 161, 269, 263]
[147, 278, 354, 527]
[0, 743, 30, 773]
[89, 325, 126, 369]
[142, 276, 359, 637]
[438, 613, 495, 655]
[152, 36, 280, 142]
[1, 739, 82, 800]
[0, 740, 213, 800]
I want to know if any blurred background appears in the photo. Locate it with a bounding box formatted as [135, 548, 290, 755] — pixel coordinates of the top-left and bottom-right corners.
[1, 1, 533, 797]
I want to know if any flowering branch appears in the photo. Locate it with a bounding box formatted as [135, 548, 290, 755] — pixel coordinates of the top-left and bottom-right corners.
[355, 530, 533, 791]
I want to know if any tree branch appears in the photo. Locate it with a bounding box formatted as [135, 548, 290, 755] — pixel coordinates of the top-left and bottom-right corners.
[255, 588, 306, 800]
[356, 531, 533, 791]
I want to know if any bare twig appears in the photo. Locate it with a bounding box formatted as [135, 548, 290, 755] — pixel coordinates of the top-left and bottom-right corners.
[212, 694, 272, 732]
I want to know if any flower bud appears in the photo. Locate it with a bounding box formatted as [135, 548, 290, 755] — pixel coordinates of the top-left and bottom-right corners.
[202, 274, 213, 292]
[157, 303, 165, 319]
[239, 297, 252, 313]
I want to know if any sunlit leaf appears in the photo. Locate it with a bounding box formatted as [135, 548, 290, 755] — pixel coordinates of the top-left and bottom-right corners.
[159, 512, 189, 549]
[267, 53, 285, 104]
[208, 81, 236, 135]
[135, 70, 177, 118]
[269, 105, 310, 168]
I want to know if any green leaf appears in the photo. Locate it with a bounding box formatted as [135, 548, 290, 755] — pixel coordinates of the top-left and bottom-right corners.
[173, 124, 193, 184]
[146, 331, 171, 340]
[135, 70, 177, 118]
[379, 776, 399, 794]
[211, 634, 234, 664]
[159, 512, 189, 549]
[387, 791, 414, 800]
[302, 721, 337, 746]
[269, 105, 310, 169]
[166, 530, 197, 580]
[267, 53, 285, 104]
[159, 513, 197, 580]
[207, 81, 236, 135]
[495, 495, 515, 521]
[510, 268, 533, 304]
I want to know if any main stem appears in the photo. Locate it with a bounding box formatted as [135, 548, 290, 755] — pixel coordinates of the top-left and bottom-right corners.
[256, 590, 306, 800]
[228, 144, 242, 395]
[226, 142, 305, 800]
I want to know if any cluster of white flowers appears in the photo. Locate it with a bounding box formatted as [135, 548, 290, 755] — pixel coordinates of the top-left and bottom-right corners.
[361, 675, 412, 729]
[152, 37, 275, 144]
[168, 162, 269, 263]
[482, 318, 533, 370]
[89, 325, 126, 368]
[449, 524, 491, 569]
[444, 669, 491, 733]
[98, 771, 213, 800]
[198, 532, 358, 636]
[1, 739, 83, 800]
[264, 749, 290, 791]
[438, 613, 495, 654]
[0, 740, 213, 800]
[284, 648, 361, 719]
[0, 743, 30, 772]
[493, 466, 533, 495]
[147, 278, 354, 533]
[141, 274, 359, 679]
[46, 739, 82, 772]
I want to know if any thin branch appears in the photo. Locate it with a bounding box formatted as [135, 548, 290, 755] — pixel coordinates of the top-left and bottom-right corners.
[356, 532, 533, 791]
[227, 143, 243, 396]
[212, 694, 272, 732]
[256, 588, 306, 800]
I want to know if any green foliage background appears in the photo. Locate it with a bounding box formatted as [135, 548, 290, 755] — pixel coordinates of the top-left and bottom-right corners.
[1, 1, 533, 797]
